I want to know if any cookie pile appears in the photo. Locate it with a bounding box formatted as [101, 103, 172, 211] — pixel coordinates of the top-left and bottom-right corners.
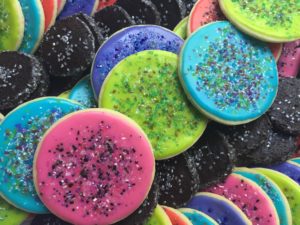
[0, 0, 300, 225]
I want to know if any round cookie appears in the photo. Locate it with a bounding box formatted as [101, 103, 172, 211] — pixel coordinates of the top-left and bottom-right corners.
[92, 25, 184, 97]
[58, 0, 99, 20]
[289, 157, 300, 166]
[207, 174, 280, 225]
[58, 90, 71, 99]
[219, 0, 300, 42]
[41, 0, 58, 31]
[48, 75, 84, 96]
[0, 197, 29, 225]
[57, 0, 66, 14]
[0, 0, 24, 51]
[31, 214, 71, 225]
[163, 207, 192, 225]
[267, 162, 300, 185]
[187, 192, 251, 225]
[234, 168, 292, 225]
[0, 97, 84, 213]
[156, 153, 200, 208]
[179, 21, 278, 125]
[255, 168, 300, 225]
[97, 0, 116, 10]
[69, 76, 96, 108]
[100, 50, 207, 159]
[34, 109, 155, 225]
[173, 17, 188, 40]
[36, 15, 96, 78]
[145, 205, 172, 225]
[179, 208, 218, 225]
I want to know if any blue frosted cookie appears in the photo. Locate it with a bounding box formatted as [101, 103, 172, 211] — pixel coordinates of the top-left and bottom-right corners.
[267, 162, 300, 185]
[179, 21, 278, 125]
[58, 0, 98, 20]
[0, 97, 84, 213]
[91, 25, 184, 98]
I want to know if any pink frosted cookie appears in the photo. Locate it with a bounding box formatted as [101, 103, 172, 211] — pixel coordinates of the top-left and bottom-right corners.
[34, 109, 155, 225]
[207, 174, 280, 225]
[277, 40, 300, 77]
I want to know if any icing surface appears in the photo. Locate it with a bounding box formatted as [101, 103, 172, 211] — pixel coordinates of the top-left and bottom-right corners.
[58, 0, 98, 19]
[174, 17, 188, 40]
[145, 205, 172, 225]
[41, 0, 57, 31]
[163, 207, 192, 225]
[179, 208, 218, 225]
[0, 197, 28, 225]
[267, 162, 300, 185]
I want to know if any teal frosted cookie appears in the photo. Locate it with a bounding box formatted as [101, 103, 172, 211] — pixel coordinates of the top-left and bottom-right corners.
[179, 21, 278, 125]
[0, 0, 25, 51]
[0, 97, 84, 213]
[100, 50, 207, 160]
[19, 0, 45, 53]
[0, 197, 29, 225]
[289, 158, 300, 166]
[179, 208, 218, 225]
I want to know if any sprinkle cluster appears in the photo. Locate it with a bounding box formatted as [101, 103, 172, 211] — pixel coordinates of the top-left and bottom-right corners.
[0, 2, 9, 49]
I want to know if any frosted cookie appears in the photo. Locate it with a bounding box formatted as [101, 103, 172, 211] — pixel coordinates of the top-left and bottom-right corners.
[69, 76, 96, 108]
[34, 109, 155, 225]
[0, 113, 4, 122]
[289, 157, 300, 166]
[255, 168, 300, 225]
[179, 21, 278, 125]
[234, 168, 292, 225]
[0, 0, 24, 51]
[31, 214, 71, 225]
[219, 0, 300, 42]
[58, 0, 99, 20]
[187, 192, 251, 225]
[100, 50, 207, 159]
[179, 208, 217, 225]
[145, 205, 172, 225]
[278, 40, 300, 78]
[163, 207, 192, 225]
[207, 174, 280, 225]
[267, 162, 300, 185]
[174, 17, 188, 40]
[58, 90, 71, 99]
[0, 197, 29, 225]
[92, 25, 184, 97]
[0, 97, 84, 213]
[97, 0, 116, 10]
[57, 0, 66, 14]
[41, 0, 57, 32]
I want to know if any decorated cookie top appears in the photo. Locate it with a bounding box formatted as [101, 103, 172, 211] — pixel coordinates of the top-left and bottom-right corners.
[174, 17, 188, 40]
[219, 0, 300, 42]
[34, 109, 155, 225]
[0, 97, 84, 213]
[179, 21, 278, 125]
[100, 50, 207, 159]
[163, 206, 192, 225]
[58, 0, 98, 19]
[0, 197, 29, 225]
[179, 208, 218, 225]
[267, 162, 300, 185]
[145, 205, 172, 225]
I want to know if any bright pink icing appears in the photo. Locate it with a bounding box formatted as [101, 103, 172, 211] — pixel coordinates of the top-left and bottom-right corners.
[35, 110, 155, 225]
[207, 174, 278, 225]
[277, 40, 300, 77]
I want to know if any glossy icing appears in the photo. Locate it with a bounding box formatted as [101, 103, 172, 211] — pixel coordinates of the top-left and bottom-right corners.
[97, 0, 116, 11]
[163, 206, 192, 225]
[58, 90, 71, 99]
[145, 205, 172, 225]
[0, 0, 24, 51]
[41, 0, 58, 31]
[187, 192, 251, 225]
[19, 0, 44, 53]
[234, 168, 292, 225]
[289, 157, 300, 165]
[0, 197, 29, 225]
[91, 25, 184, 98]
[0, 97, 84, 213]
[34, 109, 155, 225]
[58, 0, 99, 20]
[267, 162, 300, 185]
[219, 0, 300, 42]
[179, 21, 278, 125]
[173, 17, 188, 40]
[57, 0, 66, 14]
[255, 168, 300, 225]
[179, 208, 218, 225]
[100, 50, 207, 160]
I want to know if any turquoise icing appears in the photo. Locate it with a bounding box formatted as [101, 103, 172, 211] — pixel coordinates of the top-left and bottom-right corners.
[290, 158, 300, 165]
[19, 0, 44, 53]
[181, 209, 217, 225]
[69, 75, 97, 108]
[0, 97, 84, 213]
[179, 21, 278, 123]
[234, 169, 291, 225]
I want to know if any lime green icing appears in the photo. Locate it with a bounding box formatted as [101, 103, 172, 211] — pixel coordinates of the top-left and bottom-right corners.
[58, 90, 71, 99]
[0, 197, 28, 225]
[0, 0, 24, 50]
[220, 0, 300, 41]
[145, 205, 172, 225]
[100, 50, 207, 160]
[174, 17, 188, 40]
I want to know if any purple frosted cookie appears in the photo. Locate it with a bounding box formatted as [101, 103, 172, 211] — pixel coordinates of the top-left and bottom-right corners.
[267, 162, 300, 185]
[91, 25, 183, 98]
[57, 0, 98, 20]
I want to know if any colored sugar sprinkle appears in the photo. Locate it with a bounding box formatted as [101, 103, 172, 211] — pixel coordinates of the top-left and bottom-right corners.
[0, 2, 9, 48]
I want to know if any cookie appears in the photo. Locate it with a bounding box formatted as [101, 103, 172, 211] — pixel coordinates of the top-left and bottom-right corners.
[163, 207, 192, 225]
[145, 205, 172, 225]
[179, 208, 218, 225]
[100, 50, 207, 159]
[156, 152, 200, 208]
[179, 21, 278, 125]
[34, 109, 155, 225]
[0, 197, 29, 225]
[268, 78, 300, 135]
[41, 0, 58, 31]
[186, 126, 235, 190]
[207, 174, 280, 225]
[115, 0, 161, 25]
[58, 90, 71, 99]
[0, 97, 84, 213]
[57, 0, 66, 14]
[0, 0, 24, 51]
[267, 162, 300, 185]
[0, 113, 4, 122]
[36, 15, 96, 78]
[92, 25, 184, 97]
[48, 75, 84, 96]
[173, 17, 188, 40]
[255, 168, 300, 225]
[187, 192, 251, 225]
[58, 0, 99, 20]
[97, 0, 116, 11]
[93, 5, 135, 38]
[234, 168, 292, 225]
[31, 214, 71, 225]
[289, 157, 300, 166]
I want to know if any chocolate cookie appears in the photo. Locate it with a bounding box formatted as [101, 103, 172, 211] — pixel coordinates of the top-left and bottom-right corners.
[181, 0, 197, 15]
[31, 214, 72, 225]
[47, 74, 84, 96]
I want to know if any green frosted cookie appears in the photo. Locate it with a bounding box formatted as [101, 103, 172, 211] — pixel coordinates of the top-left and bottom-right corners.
[58, 90, 71, 99]
[145, 205, 172, 225]
[0, 197, 28, 225]
[174, 17, 188, 40]
[0, 0, 25, 51]
[219, 0, 300, 42]
[100, 50, 207, 160]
